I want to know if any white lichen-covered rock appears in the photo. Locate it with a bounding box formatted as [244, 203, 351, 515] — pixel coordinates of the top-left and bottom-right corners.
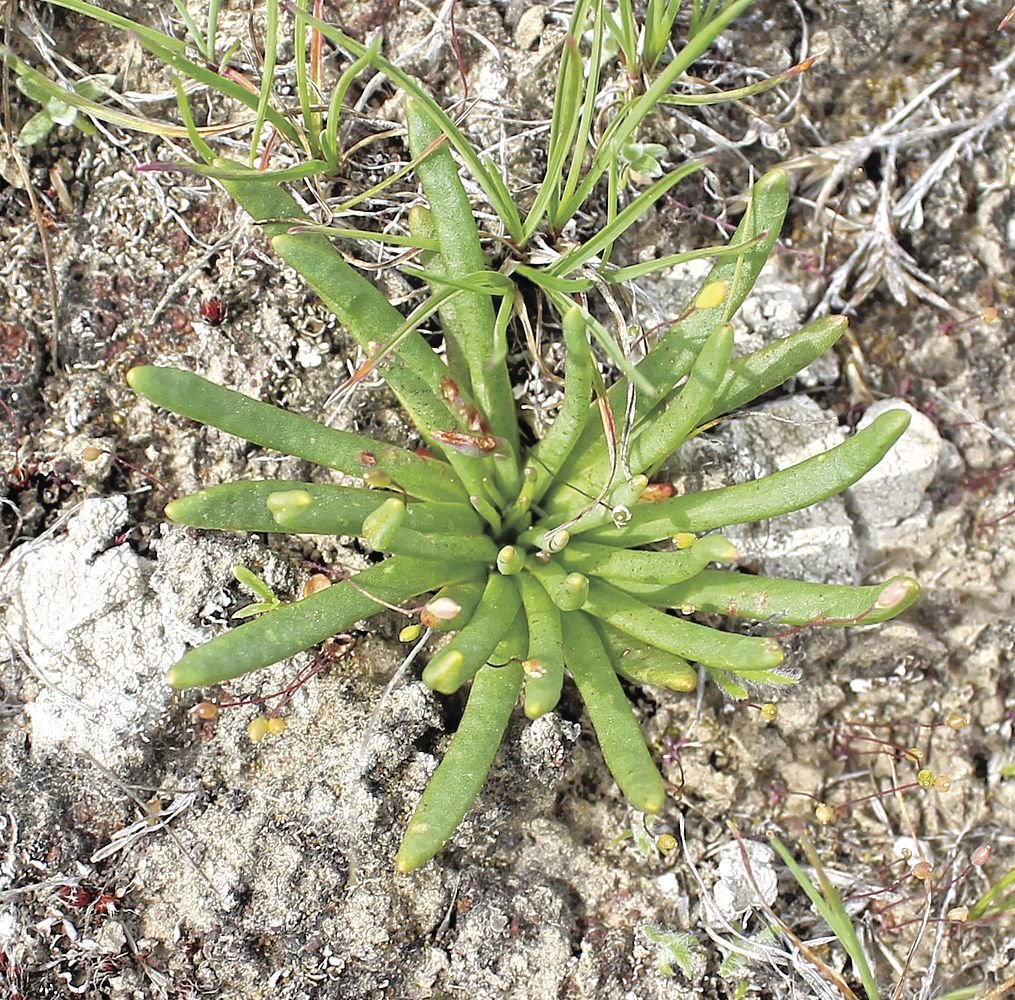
[1, 496, 299, 772]
[709, 840, 778, 920]
[2, 496, 186, 769]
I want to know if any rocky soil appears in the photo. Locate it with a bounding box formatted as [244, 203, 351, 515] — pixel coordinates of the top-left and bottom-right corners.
[0, 1, 1013, 998]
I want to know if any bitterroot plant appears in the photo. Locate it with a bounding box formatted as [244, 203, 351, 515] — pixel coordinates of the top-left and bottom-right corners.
[26, 0, 920, 871]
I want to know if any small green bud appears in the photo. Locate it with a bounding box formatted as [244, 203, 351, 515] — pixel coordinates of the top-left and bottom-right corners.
[496, 545, 525, 575]
[266, 489, 314, 526]
[399, 624, 423, 642]
[554, 572, 588, 611]
[362, 497, 406, 550]
[610, 475, 649, 510]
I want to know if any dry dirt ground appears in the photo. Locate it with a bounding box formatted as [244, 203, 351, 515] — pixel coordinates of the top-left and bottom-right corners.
[0, 1, 1013, 998]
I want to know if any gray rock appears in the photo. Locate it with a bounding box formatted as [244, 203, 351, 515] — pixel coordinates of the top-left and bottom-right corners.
[846, 398, 941, 531]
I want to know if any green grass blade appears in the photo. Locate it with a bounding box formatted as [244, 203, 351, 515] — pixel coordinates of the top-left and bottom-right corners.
[170, 0, 208, 60]
[547, 292, 656, 399]
[46, 0, 187, 53]
[3, 51, 225, 139]
[293, 0, 321, 157]
[288, 222, 439, 250]
[172, 76, 216, 163]
[601, 232, 767, 284]
[522, 29, 585, 240]
[555, 0, 610, 227]
[510, 264, 595, 294]
[141, 37, 301, 147]
[549, 161, 703, 277]
[769, 835, 880, 1000]
[969, 868, 1015, 921]
[167, 158, 331, 182]
[294, 6, 524, 240]
[250, 0, 278, 166]
[556, 0, 755, 221]
[323, 35, 382, 170]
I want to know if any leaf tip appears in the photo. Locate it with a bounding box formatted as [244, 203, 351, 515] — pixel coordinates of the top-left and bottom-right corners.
[166, 664, 187, 689]
[874, 575, 920, 613]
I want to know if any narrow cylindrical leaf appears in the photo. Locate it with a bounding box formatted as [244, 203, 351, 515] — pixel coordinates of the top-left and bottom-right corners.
[640, 570, 920, 626]
[127, 366, 467, 504]
[167, 557, 474, 689]
[597, 622, 698, 692]
[266, 489, 314, 525]
[561, 612, 667, 814]
[208, 163, 497, 501]
[583, 578, 784, 673]
[628, 322, 733, 476]
[488, 611, 528, 666]
[527, 559, 589, 612]
[516, 572, 565, 718]
[406, 100, 519, 466]
[703, 315, 848, 422]
[373, 525, 499, 564]
[165, 481, 484, 536]
[523, 306, 593, 505]
[422, 574, 521, 694]
[396, 661, 523, 872]
[407, 203, 471, 391]
[558, 534, 738, 586]
[581, 409, 913, 547]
